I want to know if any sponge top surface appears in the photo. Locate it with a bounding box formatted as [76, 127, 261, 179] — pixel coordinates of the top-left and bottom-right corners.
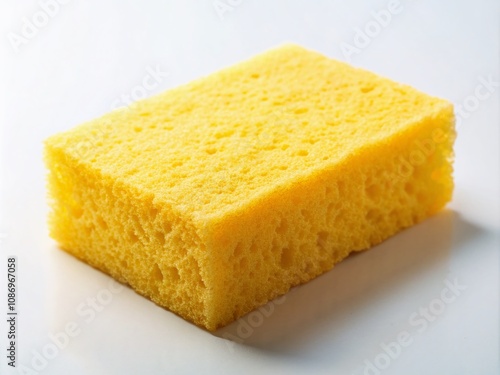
[47, 44, 450, 223]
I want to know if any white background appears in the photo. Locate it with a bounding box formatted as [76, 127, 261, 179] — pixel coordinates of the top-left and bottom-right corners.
[1, 1, 499, 374]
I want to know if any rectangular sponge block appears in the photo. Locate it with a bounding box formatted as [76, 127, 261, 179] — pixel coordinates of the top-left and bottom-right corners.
[44, 44, 455, 331]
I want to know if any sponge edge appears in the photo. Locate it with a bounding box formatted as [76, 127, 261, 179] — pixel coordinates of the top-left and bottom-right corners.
[44, 44, 455, 331]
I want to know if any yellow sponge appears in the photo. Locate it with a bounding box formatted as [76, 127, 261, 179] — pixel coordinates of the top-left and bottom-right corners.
[44, 44, 455, 331]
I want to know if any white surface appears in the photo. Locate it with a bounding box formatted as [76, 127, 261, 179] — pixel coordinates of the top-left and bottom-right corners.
[1, 1, 499, 374]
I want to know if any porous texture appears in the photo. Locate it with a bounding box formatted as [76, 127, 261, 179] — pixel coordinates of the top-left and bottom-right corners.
[44, 44, 455, 330]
